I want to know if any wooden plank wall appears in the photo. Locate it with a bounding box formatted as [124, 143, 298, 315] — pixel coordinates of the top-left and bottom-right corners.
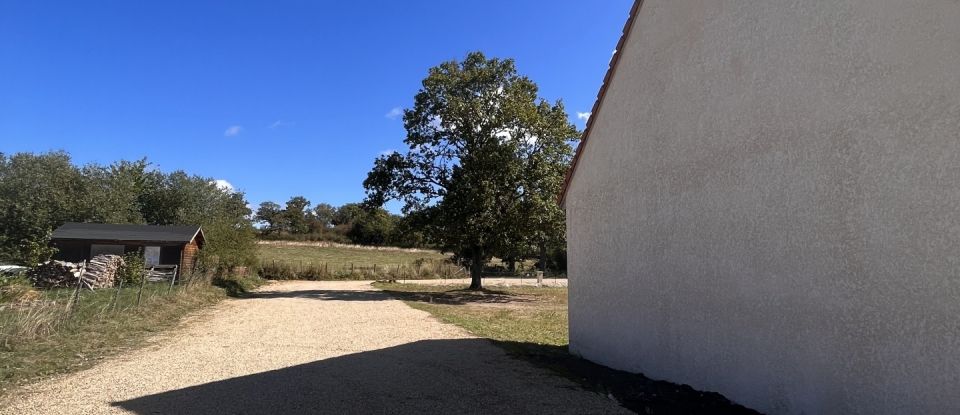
[180, 240, 199, 274]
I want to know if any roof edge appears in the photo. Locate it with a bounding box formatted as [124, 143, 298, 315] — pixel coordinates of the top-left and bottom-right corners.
[191, 227, 206, 246]
[560, 0, 644, 206]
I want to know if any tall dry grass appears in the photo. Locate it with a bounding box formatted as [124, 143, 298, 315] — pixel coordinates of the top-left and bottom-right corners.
[0, 272, 259, 391]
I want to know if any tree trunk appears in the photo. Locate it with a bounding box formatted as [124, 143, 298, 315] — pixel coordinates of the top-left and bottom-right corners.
[469, 252, 483, 290]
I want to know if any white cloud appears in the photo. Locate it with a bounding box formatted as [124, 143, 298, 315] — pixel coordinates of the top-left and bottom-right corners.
[212, 179, 234, 193]
[576, 112, 592, 122]
[269, 120, 295, 129]
[385, 107, 403, 120]
[378, 149, 398, 157]
[224, 125, 243, 137]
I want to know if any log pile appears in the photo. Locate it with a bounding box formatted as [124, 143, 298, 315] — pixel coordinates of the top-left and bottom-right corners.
[29, 260, 84, 288]
[84, 254, 125, 288]
[29, 255, 125, 289]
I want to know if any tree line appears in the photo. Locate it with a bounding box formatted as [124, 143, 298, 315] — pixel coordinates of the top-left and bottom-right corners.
[2, 51, 577, 292]
[254, 198, 424, 247]
[0, 151, 257, 269]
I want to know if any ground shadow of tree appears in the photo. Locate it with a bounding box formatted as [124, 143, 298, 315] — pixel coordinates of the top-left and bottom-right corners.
[378, 287, 537, 305]
[242, 286, 535, 305]
[242, 289, 393, 301]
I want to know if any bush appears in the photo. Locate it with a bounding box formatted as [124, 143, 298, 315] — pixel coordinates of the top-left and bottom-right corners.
[117, 250, 145, 285]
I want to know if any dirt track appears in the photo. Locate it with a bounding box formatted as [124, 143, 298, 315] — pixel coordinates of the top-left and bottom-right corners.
[1, 280, 626, 414]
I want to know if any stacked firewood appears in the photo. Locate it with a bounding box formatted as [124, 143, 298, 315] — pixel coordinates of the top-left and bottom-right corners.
[29, 255, 125, 289]
[28, 260, 84, 288]
[83, 255, 125, 288]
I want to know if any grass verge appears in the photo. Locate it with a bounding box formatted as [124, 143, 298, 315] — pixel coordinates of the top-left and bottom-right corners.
[374, 283, 759, 415]
[0, 275, 262, 396]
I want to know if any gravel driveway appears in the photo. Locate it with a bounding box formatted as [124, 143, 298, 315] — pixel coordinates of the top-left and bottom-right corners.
[1, 280, 627, 414]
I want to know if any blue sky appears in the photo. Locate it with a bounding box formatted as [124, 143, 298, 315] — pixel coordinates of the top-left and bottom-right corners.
[0, 1, 632, 212]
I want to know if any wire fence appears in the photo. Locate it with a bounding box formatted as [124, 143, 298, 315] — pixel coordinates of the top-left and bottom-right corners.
[0, 267, 212, 347]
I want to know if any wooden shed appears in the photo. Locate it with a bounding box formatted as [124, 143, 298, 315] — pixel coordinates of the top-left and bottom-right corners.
[51, 223, 204, 276]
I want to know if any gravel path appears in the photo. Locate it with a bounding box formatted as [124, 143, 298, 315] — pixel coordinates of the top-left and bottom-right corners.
[1, 280, 625, 414]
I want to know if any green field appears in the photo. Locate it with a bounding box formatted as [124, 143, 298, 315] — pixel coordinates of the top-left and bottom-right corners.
[257, 242, 448, 268]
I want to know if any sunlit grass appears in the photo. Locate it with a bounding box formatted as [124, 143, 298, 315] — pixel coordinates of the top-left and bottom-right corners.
[373, 283, 568, 346]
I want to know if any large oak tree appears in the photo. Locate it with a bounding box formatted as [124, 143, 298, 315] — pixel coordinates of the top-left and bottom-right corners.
[363, 52, 578, 289]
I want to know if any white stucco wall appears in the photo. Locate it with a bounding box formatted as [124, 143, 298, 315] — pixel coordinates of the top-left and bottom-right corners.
[565, 1, 960, 414]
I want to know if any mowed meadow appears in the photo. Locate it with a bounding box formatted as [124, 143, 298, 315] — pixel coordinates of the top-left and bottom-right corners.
[256, 241, 458, 280]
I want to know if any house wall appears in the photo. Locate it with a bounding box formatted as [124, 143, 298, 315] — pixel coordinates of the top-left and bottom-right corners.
[564, 1, 960, 414]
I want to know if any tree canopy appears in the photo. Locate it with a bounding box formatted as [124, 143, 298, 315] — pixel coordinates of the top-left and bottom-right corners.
[363, 52, 578, 289]
[253, 198, 416, 247]
[0, 151, 257, 269]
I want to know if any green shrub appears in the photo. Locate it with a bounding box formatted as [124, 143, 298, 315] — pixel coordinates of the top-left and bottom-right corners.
[117, 250, 145, 285]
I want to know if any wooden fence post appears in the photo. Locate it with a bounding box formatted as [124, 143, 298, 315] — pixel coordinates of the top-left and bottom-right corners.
[66, 260, 87, 313]
[167, 266, 178, 294]
[137, 267, 152, 306]
[113, 278, 124, 311]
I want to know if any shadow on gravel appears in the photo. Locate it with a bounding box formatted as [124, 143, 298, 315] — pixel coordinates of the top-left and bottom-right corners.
[244, 289, 392, 301]
[112, 339, 758, 415]
[112, 339, 621, 414]
[494, 342, 760, 415]
[244, 287, 535, 305]
[377, 287, 537, 306]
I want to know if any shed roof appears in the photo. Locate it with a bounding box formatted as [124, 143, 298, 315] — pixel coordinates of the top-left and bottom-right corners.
[52, 222, 204, 244]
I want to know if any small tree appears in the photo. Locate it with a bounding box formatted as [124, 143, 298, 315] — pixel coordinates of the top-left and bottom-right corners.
[255, 201, 283, 233]
[346, 208, 396, 246]
[331, 203, 365, 227]
[363, 52, 578, 289]
[282, 196, 311, 234]
[119, 249, 146, 285]
[312, 203, 336, 229]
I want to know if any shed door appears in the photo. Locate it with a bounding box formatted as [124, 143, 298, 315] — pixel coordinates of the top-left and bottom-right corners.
[144, 246, 161, 267]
